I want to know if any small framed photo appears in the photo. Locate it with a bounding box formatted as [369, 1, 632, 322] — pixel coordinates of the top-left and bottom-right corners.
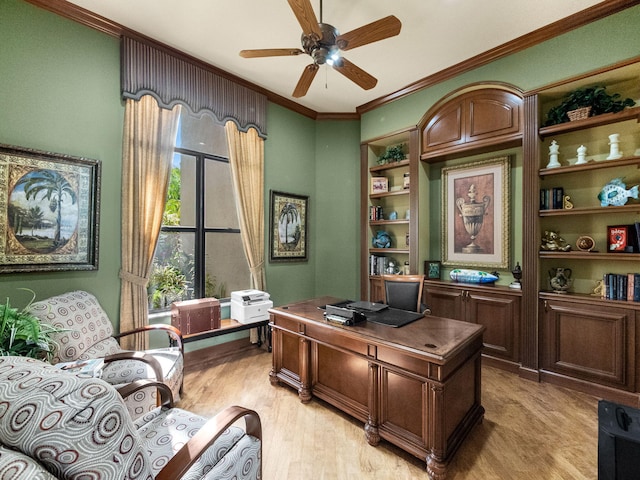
[607, 225, 631, 252]
[425, 260, 441, 279]
[371, 176, 388, 194]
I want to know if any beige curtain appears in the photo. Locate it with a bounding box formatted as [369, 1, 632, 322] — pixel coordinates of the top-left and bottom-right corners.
[224, 121, 266, 291]
[119, 95, 181, 349]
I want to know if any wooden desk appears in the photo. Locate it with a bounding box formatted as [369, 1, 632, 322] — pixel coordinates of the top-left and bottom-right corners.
[269, 296, 484, 480]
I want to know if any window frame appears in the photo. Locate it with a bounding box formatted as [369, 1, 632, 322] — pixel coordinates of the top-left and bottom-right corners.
[157, 146, 241, 301]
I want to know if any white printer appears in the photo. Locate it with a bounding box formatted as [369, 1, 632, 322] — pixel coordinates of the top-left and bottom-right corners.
[230, 289, 273, 324]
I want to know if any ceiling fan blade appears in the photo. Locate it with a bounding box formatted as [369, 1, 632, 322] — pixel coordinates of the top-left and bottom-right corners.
[287, 0, 321, 37]
[336, 15, 401, 51]
[240, 48, 304, 58]
[332, 57, 377, 90]
[292, 64, 319, 98]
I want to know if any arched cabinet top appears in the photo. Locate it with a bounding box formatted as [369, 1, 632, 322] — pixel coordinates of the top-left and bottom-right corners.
[419, 86, 523, 162]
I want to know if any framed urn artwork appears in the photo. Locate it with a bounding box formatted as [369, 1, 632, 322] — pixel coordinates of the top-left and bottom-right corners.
[0, 143, 101, 273]
[441, 156, 510, 268]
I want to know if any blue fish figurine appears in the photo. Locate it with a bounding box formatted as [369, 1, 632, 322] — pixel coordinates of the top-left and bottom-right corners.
[598, 178, 639, 207]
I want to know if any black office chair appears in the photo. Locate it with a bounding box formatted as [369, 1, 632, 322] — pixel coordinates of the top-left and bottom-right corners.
[382, 274, 430, 313]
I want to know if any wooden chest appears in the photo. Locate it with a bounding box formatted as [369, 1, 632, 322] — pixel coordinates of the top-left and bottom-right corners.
[170, 298, 220, 335]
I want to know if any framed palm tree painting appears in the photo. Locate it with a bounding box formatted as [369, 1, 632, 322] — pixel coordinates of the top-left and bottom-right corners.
[0, 143, 101, 272]
[269, 190, 308, 262]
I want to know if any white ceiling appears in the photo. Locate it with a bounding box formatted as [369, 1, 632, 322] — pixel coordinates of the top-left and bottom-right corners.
[66, 0, 604, 113]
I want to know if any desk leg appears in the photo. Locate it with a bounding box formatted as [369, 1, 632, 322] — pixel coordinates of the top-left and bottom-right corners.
[298, 337, 312, 403]
[364, 362, 380, 446]
[427, 383, 447, 480]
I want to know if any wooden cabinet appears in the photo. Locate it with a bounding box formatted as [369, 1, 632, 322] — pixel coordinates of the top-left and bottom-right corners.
[539, 293, 638, 405]
[269, 297, 485, 479]
[420, 88, 522, 161]
[525, 60, 640, 403]
[360, 128, 427, 301]
[424, 281, 521, 370]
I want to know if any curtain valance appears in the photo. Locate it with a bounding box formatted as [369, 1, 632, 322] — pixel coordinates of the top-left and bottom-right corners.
[121, 36, 267, 137]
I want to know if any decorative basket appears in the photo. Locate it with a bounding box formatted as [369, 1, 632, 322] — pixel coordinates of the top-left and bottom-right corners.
[567, 106, 591, 122]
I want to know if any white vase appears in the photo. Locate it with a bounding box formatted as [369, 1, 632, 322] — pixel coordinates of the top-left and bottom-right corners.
[575, 145, 588, 165]
[607, 133, 622, 160]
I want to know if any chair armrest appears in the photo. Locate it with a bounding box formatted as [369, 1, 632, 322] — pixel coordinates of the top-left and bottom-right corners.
[103, 351, 164, 382]
[114, 324, 184, 354]
[155, 406, 262, 480]
[117, 378, 175, 408]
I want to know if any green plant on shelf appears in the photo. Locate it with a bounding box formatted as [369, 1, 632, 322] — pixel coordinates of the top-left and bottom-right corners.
[543, 85, 635, 126]
[377, 144, 406, 164]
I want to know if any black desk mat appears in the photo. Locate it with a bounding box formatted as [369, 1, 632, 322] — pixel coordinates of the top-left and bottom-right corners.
[365, 308, 424, 328]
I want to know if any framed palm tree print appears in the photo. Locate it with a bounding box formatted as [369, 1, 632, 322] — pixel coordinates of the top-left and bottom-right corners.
[0, 143, 101, 272]
[269, 190, 308, 262]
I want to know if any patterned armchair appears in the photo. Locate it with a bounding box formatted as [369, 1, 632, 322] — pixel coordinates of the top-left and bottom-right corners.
[29, 290, 184, 418]
[0, 356, 262, 480]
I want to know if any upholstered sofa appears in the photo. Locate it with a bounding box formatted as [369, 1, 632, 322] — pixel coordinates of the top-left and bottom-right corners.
[0, 356, 262, 479]
[29, 290, 183, 418]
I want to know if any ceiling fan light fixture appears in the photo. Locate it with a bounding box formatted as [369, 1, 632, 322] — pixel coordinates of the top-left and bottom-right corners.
[240, 0, 401, 98]
[312, 45, 340, 66]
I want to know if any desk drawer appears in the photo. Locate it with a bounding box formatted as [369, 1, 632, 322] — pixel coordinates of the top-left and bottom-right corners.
[306, 323, 368, 357]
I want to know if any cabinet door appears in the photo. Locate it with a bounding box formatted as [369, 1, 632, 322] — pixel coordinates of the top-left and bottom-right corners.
[465, 91, 521, 143]
[466, 291, 520, 362]
[271, 327, 302, 388]
[422, 99, 464, 152]
[541, 299, 635, 390]
[423, 285, 464, 320]
[379, 366, 428, 451]
[311, 343, 370, 422]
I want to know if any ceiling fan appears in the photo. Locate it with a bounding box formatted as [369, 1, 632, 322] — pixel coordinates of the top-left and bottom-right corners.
[239, 0, 401, 98]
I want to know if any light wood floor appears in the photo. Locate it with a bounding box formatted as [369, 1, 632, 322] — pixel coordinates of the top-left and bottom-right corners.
[180, 347, 599, 479]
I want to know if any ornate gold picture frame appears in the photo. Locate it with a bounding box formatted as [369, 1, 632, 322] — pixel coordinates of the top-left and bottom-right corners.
[0, 144, 101, 273]
[441, 156, 510, 268]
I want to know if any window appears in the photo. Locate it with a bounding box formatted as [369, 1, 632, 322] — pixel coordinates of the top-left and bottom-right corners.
[148, 111, 250, 310]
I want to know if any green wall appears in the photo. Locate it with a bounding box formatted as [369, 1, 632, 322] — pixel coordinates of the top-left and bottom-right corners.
[263, 103, 318, 305]
[0, 0, 362, 327]
[313, 119, 361, 298]
[0, 0, 124, 322]
[263, 105, 361, 304]
[361, 5, 640, 139]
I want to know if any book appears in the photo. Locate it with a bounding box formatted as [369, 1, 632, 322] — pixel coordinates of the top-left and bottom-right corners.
[56, 358, 104, 378]
[618, 274, 627, 301]
[628, 273, 635, 302]
[635, 274, 640, 302]
[552, 187, 564, 209]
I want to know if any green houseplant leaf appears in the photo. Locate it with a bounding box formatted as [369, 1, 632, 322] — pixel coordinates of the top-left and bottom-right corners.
[0, 288, 61, 360]
[543, 85, 636, 126]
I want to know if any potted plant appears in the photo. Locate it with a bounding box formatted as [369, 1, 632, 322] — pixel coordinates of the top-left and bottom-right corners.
[0, 289, 60, 360]
[377, 144, 406, 164]
[543, 85, 635, 126]
[148, 265, 188, 309]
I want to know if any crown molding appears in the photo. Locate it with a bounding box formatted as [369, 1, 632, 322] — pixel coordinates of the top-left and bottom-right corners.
[357, 0, 640, 114]
[24, 0, 640, 120]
